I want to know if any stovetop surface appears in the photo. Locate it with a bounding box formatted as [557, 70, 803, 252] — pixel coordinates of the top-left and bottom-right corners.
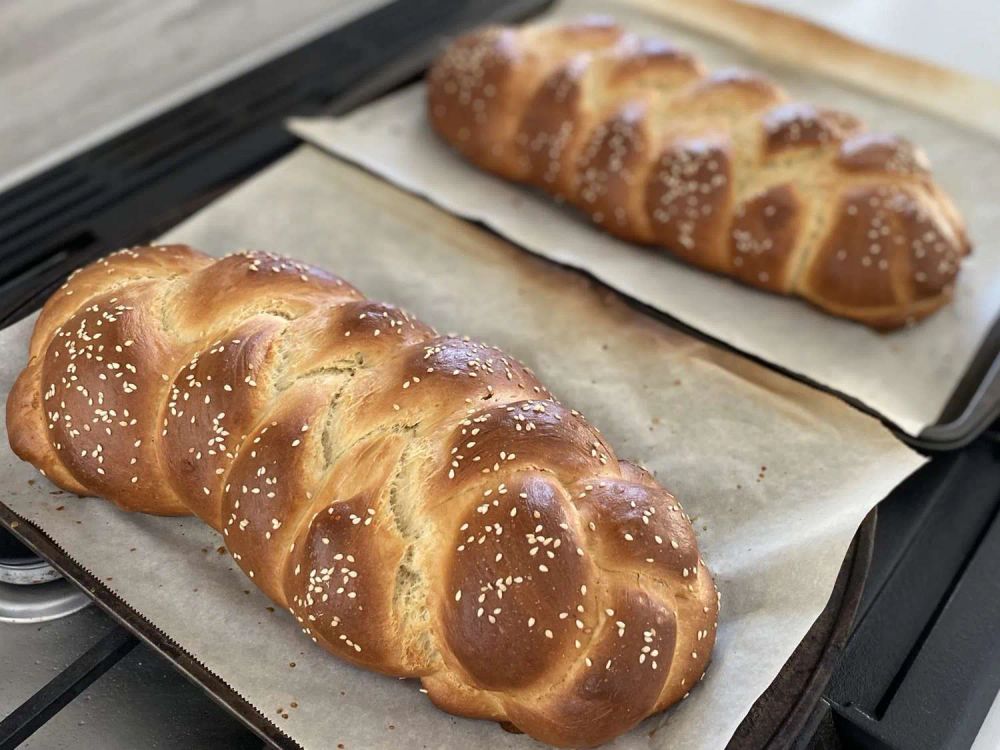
[0, 606, 258, 749]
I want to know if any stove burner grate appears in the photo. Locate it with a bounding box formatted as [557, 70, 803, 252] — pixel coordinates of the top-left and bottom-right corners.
[0, 579, 91, 624]
[0, 555, 62, 586]
[0, 529, 91, 622]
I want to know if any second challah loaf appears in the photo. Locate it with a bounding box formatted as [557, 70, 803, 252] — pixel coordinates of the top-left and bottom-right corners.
[427, 17, 971, 329]
[7, 245, 718, 748]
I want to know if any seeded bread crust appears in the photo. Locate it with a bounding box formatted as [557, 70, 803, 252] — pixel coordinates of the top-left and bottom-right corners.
[7, 245, 718, 748]
[427, 17, 971, 329]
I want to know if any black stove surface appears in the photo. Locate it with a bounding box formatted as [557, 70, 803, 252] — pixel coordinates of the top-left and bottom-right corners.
[809, 438, 1000, 750]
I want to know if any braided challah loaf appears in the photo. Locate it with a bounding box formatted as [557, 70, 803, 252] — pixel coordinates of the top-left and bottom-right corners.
[7, 245, 718, 747]
[427, 17, 971, 329]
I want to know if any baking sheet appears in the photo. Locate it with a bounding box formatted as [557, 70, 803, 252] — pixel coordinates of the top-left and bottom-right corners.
[290, 0, 1000, 438]
[0, 146, 924, 749]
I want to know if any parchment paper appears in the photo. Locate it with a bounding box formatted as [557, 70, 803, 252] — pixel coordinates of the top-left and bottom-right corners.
[290, 0, 1000, 437]
[0, 147, 924, 750]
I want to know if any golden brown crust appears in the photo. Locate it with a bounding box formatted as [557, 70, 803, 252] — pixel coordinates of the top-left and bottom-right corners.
[645, 135, 735, 274]
[517, 55, 592, 194]
[503, 587, 677, 747]
[836, 133, 929, 177]
[427, 18, 627, 181]
[761, 103, 862, 155]
[607, 37, 702, 86]
[161, 315, 286, 528]
[440, 472, 596, 691]
[286, 431, 412, 673]
[7, 245, 717, 748]
[803, 184, 964, 327]
[729, 183, 805, 292]
[678, 67, 785, 115]
[427, 18, 971, 329]
[427, 27, 526, 179]
[574, 101, 657, 243]
[40, 282, 189, 514]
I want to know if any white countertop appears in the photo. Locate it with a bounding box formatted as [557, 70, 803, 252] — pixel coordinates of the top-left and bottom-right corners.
[0, 0, 387, 192]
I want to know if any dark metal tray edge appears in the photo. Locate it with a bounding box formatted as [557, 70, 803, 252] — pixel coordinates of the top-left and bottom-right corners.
[728, 509, 876, 749]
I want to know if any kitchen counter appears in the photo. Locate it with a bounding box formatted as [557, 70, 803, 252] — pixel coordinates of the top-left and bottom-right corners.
[0, 0, 386, 192]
